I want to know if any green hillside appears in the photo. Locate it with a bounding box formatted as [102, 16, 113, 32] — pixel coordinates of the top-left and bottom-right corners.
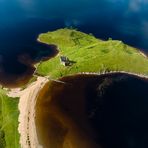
[0, 89, 20, 148]
[36, 28, 148, 78]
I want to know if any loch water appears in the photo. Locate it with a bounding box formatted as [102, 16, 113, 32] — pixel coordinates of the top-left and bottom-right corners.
[35, 73, 148, 148]
[0, 0, 148, 85]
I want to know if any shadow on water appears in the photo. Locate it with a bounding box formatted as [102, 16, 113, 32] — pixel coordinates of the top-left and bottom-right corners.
[0, 18, 62, 87]
[0, 43, 58, 88]
[35, 73, 148, 148]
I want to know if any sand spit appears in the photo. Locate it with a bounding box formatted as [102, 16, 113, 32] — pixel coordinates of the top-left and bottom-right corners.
[77, 70, 148, 80]
[139, 50, 147, 58]
[8, 76, 49, 148]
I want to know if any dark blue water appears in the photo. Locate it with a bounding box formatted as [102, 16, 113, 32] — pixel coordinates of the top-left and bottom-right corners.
[86, 74, 148, 148]
[0, 0, 148, 85]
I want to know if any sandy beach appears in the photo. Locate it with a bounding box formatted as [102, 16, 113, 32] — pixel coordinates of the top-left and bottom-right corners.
[8, 76, 49, 148]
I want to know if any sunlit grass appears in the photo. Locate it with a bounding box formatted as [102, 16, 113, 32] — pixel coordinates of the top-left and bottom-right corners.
[0, 89, 20, 148]
[36, 28, 148, 78]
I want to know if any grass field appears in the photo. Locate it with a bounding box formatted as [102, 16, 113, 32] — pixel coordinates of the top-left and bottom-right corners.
[36, 28, 148, 79]
[0, 89, 20, 148]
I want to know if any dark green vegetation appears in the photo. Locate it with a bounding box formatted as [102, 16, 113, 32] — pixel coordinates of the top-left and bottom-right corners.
[0, 89, 20, 148]
[36, 28, 148, 78]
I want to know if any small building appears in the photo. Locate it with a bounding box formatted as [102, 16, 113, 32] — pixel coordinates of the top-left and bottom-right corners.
[60, 56, 71, 66]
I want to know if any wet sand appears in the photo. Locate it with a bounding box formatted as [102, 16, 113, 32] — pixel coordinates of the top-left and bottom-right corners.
[35, 73, 148, 148]
[7, 76, 49, 148]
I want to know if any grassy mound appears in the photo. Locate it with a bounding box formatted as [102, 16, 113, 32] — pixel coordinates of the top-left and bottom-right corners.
[0, 89, 20, 148]
[36, 28, 148, 78]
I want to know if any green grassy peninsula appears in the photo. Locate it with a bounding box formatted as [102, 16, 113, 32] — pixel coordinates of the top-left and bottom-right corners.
[36, 28, 148, 78]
